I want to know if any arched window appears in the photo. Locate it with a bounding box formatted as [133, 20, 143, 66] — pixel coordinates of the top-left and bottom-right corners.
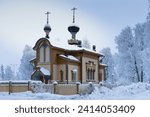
[71, 69, 77, 82]
[39, 44, 50, 62]
[60, 70, 64, 82]
[45, 46, 50, 62]
[92, 70, 95, 80]
[86, 61, 95, 81]
[90, 69, 92, 80]
[86, 69, 88, 80]
[87, 68, 90, 80]
[40, 46, 44, 62]
[43, 45, 48, 62]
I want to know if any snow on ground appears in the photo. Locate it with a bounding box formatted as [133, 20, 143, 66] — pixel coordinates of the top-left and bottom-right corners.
[84, 83, 150, 100]
[0, 83, 150, 100]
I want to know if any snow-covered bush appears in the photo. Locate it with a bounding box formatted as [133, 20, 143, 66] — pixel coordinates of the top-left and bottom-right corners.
[76, 82, 81, 85]
[53, 81, 58, 85]
[30, 81, 53, 93]
[79, 83, 95, 95]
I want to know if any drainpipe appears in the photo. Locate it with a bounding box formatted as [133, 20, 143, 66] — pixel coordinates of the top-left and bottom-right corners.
[66, 64, 68, 84]
[80, 59, 82, 84]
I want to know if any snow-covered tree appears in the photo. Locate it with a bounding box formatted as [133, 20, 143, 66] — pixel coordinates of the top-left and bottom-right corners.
[112, 1, 150, 83]
[133, 23, 145, 82]
[5, 65, 14, 80]
[100, 48, 116, 83]
[115, 26, 135, 84]
[143, 11, 150, 82]
[82, 39, 91, 49]
[0, 65, 4, 80]
[0, 66, 2, 80]
[18, 45, 35, 80]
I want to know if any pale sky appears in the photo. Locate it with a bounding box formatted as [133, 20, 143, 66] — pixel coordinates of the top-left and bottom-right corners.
[0, 0, 148, 67]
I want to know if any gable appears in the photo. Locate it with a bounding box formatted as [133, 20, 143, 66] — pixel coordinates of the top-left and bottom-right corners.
[33, 38, 51, 50]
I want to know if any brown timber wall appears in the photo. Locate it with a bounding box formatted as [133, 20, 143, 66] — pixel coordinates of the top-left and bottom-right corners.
[54, 84, 78, 95]
[0, 81, 31, 94]
[0, 81, 95, 95]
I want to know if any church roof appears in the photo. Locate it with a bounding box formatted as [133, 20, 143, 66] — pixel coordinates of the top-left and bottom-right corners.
[32, 66, 50, 76]
[40, 66, 50, 76]
[99, 63, 108, 67]
[59, 54, 80, 62]
[33, 38, 104, 56]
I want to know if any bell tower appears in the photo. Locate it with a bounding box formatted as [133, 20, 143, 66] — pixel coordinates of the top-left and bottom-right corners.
[68, 7, 81, 45]
[44, 11, 51, 38]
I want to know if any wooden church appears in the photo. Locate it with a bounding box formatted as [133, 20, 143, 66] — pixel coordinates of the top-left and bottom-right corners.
[31, 9, 107, 84]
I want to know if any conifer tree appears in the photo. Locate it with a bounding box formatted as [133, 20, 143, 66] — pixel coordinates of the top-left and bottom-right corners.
[18, 45, 35, 80]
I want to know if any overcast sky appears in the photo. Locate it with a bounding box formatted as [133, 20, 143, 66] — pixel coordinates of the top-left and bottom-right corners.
[0, 0, 148, 67]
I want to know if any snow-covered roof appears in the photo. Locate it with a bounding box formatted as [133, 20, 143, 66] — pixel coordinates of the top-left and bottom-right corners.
[100, 63, 108, 67]
[39, 66, 50, 76]
[51, 39, 100, 54]
[34, 38, 103, 56]
[30, 57, 36, 62]
[59, 54, 80, 62]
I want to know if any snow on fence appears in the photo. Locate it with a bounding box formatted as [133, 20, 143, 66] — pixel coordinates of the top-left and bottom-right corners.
[0, 80, 100, 95]
[0, 80, 42, 95]
[31, 83, 78, 95]
[79, 82, 95, 95]
[31, 83, 53, 93]
[31, 82, 96, 95]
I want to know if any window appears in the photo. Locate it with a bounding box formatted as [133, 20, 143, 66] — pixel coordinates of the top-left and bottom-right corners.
[43, 44, 49, 62]
[92, 70, 95, 80]
[60, 70, 64, 82]
[44, 45, 50, 62]
[43, 45, 46, 62]
[39, 44, 50, 62]
[40, 46, 44, 62]
[90, 69, 92, 80]
[86, 61, 95, 81]
[71, 69, 77, 82]
[87, 68, 90, 80]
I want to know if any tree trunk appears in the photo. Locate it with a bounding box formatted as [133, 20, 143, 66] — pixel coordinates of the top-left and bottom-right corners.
[134, 56, 140, 82]
[141, 66, 143, 82]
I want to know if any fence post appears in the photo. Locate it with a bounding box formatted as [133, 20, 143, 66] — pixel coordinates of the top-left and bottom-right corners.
[76, 82, 81, 94]
[53, 81, 58, 94]
[28, 80, 31, 91]
[9, 81, 12, 95]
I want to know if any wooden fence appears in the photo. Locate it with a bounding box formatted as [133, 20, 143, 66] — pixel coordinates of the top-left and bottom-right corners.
[0, 81, 32, 95]
[0, 81, 96, 95]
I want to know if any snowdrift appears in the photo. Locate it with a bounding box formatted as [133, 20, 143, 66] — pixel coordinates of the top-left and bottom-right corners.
[0, 83, 150, 99]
